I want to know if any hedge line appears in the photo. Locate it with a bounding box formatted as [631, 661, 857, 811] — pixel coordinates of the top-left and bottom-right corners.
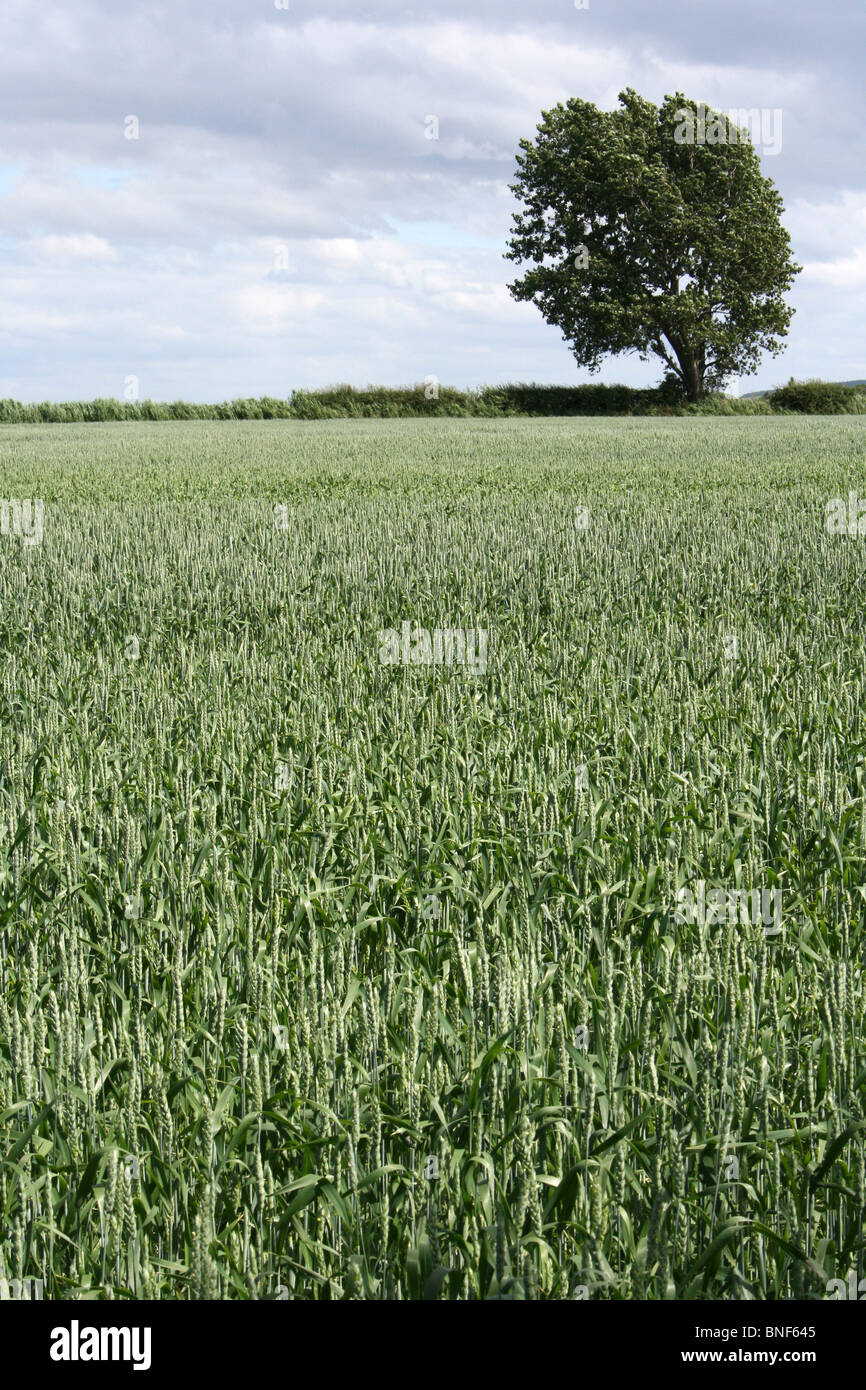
[0, 380, 863, 422]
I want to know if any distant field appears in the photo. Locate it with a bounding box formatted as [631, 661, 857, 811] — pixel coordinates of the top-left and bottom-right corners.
[2, 417, 866, 1300]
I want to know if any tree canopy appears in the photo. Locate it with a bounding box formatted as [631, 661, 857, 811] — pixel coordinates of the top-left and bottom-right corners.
[506, 89, 801, 401]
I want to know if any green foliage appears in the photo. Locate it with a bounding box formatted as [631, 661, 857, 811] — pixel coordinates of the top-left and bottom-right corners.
[678, 394, 772, 416]
[0, 397, 295, 424]
[0, 382, 809, 424]
[289, 383, 476, 418]
[506, 89, 802, 401]
[476, 381, 686, 415]
[1, 417, 866, 1299]
[769, 379, 866, 414]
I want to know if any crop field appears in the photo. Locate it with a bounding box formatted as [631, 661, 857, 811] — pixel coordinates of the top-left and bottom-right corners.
[2, 415, 866, 1301]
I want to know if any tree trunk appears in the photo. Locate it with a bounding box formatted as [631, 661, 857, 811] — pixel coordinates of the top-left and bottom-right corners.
[681, 355, 704, 403]
[668, 335, 705, 402]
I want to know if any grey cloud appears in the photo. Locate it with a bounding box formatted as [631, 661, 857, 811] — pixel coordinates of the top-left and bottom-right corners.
[0, 0, 862, 395]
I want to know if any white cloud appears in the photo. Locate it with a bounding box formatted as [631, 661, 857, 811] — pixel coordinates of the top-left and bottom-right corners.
[27, 233, 119, 262]
[0, 0, 863, 395]
[802, 247, 866, 289]
[234, 283, 328, 331]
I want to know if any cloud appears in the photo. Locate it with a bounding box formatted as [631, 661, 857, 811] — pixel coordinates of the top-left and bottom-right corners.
[234, 283, 328, 331]
[802, 247, 866, 290]
[0, 0, 863, 395]
[27, 233, 119, 262]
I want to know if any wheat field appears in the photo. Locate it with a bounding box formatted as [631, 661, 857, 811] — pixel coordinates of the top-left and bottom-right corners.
[1, 416, 865, 1300]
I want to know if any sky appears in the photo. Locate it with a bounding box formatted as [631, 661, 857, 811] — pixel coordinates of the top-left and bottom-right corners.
[0, 0, 863, 401]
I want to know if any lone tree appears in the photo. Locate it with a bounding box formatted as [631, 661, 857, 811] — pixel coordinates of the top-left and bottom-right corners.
[506, 89, 801, 401]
